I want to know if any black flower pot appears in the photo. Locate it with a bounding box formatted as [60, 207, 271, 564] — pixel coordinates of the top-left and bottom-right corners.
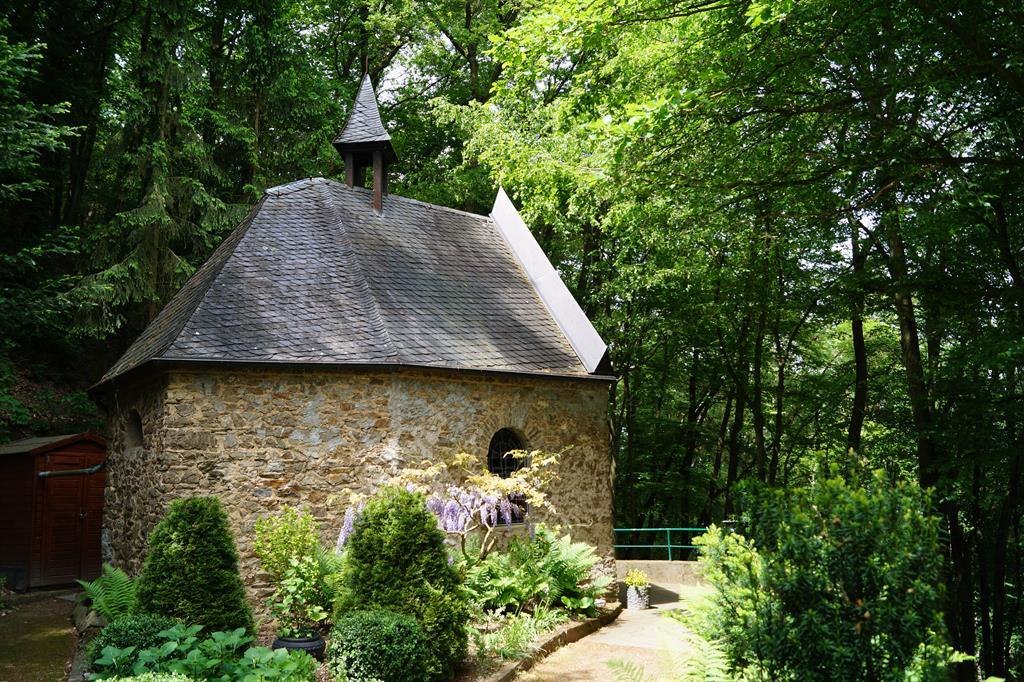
[271, 634, 326, 660]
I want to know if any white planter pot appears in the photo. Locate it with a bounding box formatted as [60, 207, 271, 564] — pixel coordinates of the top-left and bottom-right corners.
[626, 585, 650, 610]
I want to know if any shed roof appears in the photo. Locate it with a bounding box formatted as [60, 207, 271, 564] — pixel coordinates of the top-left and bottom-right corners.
[0, 432, 107, 456]
[96, 178, 611, 389]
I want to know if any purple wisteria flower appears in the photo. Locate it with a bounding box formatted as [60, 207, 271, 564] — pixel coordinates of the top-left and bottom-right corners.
[335, 503, 363, 551]
[426, 485, 522, 534]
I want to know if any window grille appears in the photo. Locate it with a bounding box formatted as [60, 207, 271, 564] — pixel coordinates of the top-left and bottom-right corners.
[487, 428, 527, 523]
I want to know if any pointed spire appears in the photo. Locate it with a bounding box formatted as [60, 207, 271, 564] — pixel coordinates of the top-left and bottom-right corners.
[333, 74, 395, 157]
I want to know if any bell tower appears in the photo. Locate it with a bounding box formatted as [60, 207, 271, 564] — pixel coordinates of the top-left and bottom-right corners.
[334, 74, 396, 214]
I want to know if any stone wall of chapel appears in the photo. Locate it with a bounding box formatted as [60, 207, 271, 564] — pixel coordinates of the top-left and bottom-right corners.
[103, 367, 614, 600]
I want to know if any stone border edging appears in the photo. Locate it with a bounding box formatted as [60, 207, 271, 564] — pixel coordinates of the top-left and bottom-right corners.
[484, 603, 624, 682]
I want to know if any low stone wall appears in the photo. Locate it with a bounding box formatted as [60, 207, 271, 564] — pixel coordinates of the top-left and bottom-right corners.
[615, 560, 706, 587]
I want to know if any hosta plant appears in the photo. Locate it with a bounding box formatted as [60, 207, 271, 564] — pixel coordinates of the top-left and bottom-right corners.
[91, 623, 316, 680]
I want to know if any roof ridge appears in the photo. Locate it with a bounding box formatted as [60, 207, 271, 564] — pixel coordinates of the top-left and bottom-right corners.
[95, 198, 266, 386]
[315, 181, 401, 362]
[318, 177, 493, 222]
[265, 177, 324, 196]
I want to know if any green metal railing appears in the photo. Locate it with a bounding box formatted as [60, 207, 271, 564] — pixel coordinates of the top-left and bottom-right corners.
[613, 527, 708, 561]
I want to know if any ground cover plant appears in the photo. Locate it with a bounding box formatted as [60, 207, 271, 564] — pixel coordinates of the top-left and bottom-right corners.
[693, 467, 955, 680]
[136, 497, 253, 634]
[88, 613, 179, 665]
[91, 623, 316, 680]
[108, 671, 193, 675]
[471, 606, 568, 661]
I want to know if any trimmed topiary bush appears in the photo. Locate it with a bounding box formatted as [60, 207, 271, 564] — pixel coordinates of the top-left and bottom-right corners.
[335, 487, 469, 679]
[136, 497, 254, 633]
[88, 613, 178, 665]
[326, 610, 429, 682]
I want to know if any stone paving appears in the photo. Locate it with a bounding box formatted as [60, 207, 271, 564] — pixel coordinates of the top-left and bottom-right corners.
[518, 585, 704, 681]
[0, 591, 77, 682]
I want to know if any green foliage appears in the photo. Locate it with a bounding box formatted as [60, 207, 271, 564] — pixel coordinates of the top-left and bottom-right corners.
[5, 0, 1024, 676]
[335, 486, 469, 679]
[92, 623, 315, 680]
[471, 606, 568, 661]
[326, 610, 430, 682]
[254, 507, 334, 637]
[135, 498, 253, 634]
[269, 555, 329, 638]
[78, 564, 137, 622]
[89, 614, 179, 665]
[464, 526, 611, 616]
[694, 469, 948, 680]
[107, 674, 192, 682]
[0, 21, 72, 203]
[253, 507, 319, 582]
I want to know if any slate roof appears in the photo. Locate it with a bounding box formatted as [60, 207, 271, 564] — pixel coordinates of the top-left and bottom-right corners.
[97, 178, 610, 388]
[334, 75, 393, 147]
[0, 432, 106, 456]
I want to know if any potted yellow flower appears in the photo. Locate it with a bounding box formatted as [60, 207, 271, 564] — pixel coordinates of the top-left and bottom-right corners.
[624, 569, 650, 610]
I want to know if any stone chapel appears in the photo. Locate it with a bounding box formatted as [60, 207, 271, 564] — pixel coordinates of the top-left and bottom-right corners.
[92, 76, 616, 586]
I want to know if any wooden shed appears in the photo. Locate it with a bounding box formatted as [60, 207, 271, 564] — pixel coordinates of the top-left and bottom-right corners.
[0, 433, 106, 590]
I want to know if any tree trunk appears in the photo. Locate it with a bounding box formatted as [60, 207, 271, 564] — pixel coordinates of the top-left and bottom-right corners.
[702, 393, 733, 525]
[724, 355, 749, 517]
[882, 199, 938, 488]
[752, 308, 768, 481]
[847, 217, 868, 454]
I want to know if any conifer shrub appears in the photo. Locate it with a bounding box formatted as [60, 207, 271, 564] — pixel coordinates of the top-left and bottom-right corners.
[326, 610, 429, 682]
[334, 487, 469, 679]
[694, 467, 949, 679]
[135, 497, 254, 633]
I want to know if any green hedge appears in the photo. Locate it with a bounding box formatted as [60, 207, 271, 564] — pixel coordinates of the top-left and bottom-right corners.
[327, 610, 429, 681]
[88, 613, 178, 665]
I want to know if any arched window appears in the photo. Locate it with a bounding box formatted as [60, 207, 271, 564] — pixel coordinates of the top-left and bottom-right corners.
[487, 428, 526, 478]
[487, 428, 527, 524]
[125, 410, 144, 449]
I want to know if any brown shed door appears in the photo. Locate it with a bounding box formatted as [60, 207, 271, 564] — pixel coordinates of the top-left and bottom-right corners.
[32, 450, 105, 587]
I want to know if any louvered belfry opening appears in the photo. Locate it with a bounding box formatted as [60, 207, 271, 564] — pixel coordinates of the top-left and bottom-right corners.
[333, 74, 396, 214]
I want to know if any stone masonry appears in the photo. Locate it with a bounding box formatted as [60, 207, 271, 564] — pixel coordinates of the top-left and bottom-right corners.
[103, 366, 614, 603]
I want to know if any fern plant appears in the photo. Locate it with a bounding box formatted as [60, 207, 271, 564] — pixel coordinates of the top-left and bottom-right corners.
[465, 525, 611, 615]
[78, 564, 137, 621]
